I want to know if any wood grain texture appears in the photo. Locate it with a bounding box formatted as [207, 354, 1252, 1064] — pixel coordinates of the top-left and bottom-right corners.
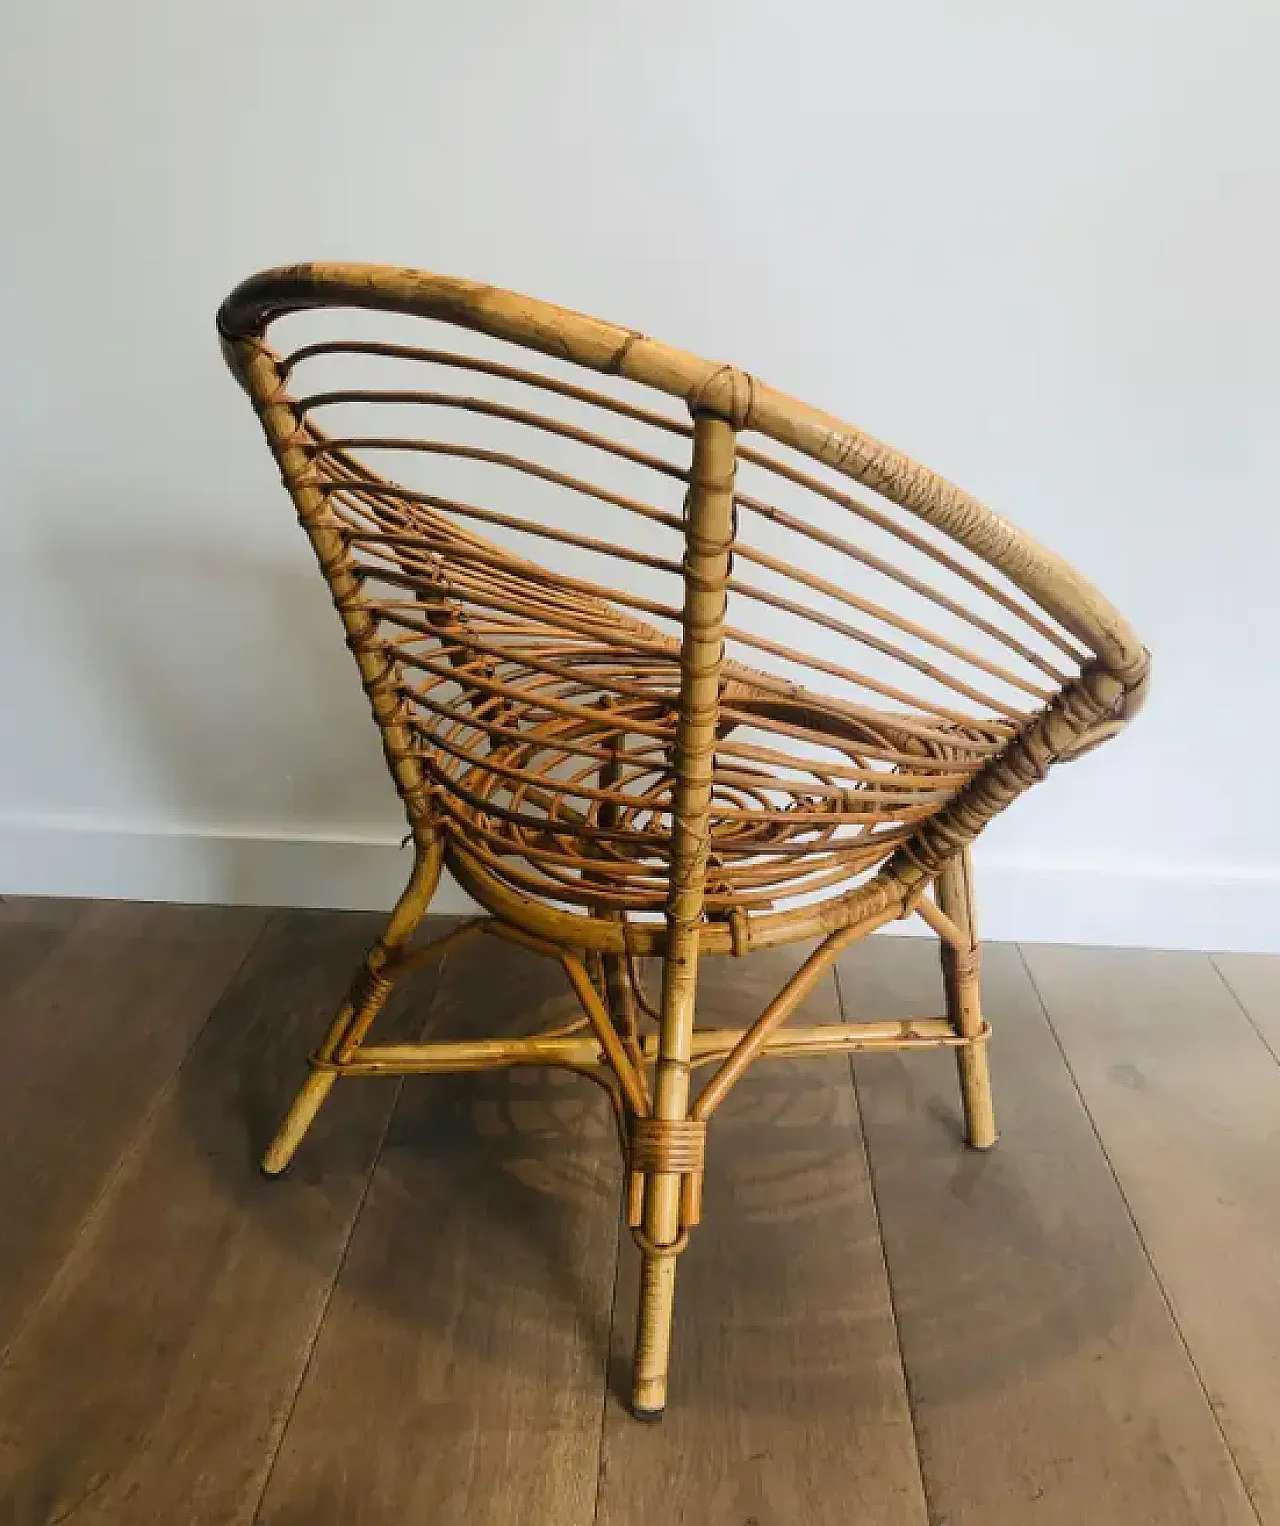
[0, 909, 447, 1526]
[1025, 944, 1280, 1522]
[842, 934, 1257, 1526]
[596, 946, 928, 1526]
[0, 899, 263, 1356]
[12, 901, 1276, 1524]
[253, 934, 623, 1526]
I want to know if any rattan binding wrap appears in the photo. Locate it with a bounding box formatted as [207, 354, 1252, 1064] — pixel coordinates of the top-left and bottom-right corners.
[218, 262, 1148, 1420]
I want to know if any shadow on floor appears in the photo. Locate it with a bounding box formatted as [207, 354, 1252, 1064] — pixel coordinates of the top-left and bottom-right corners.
[172, 923, 1137, 1422]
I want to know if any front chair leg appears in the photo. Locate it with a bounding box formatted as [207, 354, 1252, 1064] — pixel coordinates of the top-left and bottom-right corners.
[936, 847, 997, 1150]
[628, 1125, 703, 1420]
[627, 1108, 705, 1417]
[261, 837, 443, 1175]
[627, 405, 734, 1414]
[632, 1222, 685, 1420]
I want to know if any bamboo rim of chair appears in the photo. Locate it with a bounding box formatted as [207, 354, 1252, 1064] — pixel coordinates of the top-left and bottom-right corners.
[220, 263, 1143, 674]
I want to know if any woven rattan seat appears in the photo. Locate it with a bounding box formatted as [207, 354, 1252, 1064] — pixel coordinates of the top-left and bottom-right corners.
[427, 584, 1008, 926]
[218, 262, 1148, 1419]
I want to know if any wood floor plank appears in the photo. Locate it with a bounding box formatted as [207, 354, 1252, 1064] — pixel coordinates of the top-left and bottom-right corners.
[0, 907, 450, 1526]
[596, 946, 929, 1526]
[0, 896, 87, 929]
[1213, 951, 1280, 1062]
[1024, 943, 1280, 1523]
[0, 899, 264, 1354]
[254, 935, 623, 1526]
[0, 897, 84, 1002]
[843, 934, 1257, 1526]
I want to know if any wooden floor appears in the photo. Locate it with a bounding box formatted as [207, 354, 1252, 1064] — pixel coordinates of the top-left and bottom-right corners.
[1, 898, 1278, 1525]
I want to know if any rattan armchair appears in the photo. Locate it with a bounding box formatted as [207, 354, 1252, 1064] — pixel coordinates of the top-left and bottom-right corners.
[218, 263, 1148, 1419]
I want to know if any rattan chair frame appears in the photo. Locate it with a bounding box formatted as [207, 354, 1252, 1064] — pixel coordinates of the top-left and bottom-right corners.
[218, 263, 1149, 1419]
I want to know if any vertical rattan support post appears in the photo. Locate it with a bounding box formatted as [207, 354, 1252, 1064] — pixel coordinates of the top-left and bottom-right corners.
[236, 338, 445, 1175]
[233, 341, 435, 838]
[936, 847, 997, 1149]
[631, 407, 737, 1419]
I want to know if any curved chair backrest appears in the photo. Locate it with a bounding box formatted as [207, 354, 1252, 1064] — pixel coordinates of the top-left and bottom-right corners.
[219, 264, 1148, 948]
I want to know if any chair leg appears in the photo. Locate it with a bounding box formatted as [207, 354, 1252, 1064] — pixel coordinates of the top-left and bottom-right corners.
[630, 946, 703, 1419]
[633, 1237, 682, 1420]
[609, 934, 688, 1421]
[261, 1068, 340, 1177]
[261, 839, 443, 1175]
[936, 847, 997, 1150]
[629, 408, 734, 1416]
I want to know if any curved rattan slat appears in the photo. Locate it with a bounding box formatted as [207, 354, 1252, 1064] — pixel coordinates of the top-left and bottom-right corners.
[292, 342, 1082, 679]
[219, 262, 1145, 671]
[220, 262, 1149, 953]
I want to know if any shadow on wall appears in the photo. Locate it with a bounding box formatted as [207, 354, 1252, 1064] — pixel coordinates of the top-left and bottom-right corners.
[32, 514, 410, 906]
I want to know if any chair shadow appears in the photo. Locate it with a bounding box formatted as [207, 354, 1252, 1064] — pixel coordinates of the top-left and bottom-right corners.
[177, 896, 1143, 1427]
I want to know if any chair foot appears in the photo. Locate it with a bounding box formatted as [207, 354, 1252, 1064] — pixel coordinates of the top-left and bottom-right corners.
[630, 1404, 665, 1423]
[261, 1067, 338, 1176]
[936, 847, 997, 1150]
[957, 1042, 998, 1150]
[631, 1241, 679, 1418]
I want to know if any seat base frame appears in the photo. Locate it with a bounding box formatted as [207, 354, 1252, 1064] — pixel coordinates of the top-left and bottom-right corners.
[259, 838, 995, 1420]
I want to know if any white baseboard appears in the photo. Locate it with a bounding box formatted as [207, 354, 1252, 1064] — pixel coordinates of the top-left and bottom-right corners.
[0, 816, 455, 917]
[2, 816, 1278, 954]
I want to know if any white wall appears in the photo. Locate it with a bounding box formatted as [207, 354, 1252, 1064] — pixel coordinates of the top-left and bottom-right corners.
[1, 1, 1277, 950]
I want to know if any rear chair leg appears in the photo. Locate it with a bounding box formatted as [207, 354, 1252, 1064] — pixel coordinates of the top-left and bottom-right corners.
[261, 839, 443, 1175]
[936, 847, 997, 1150]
